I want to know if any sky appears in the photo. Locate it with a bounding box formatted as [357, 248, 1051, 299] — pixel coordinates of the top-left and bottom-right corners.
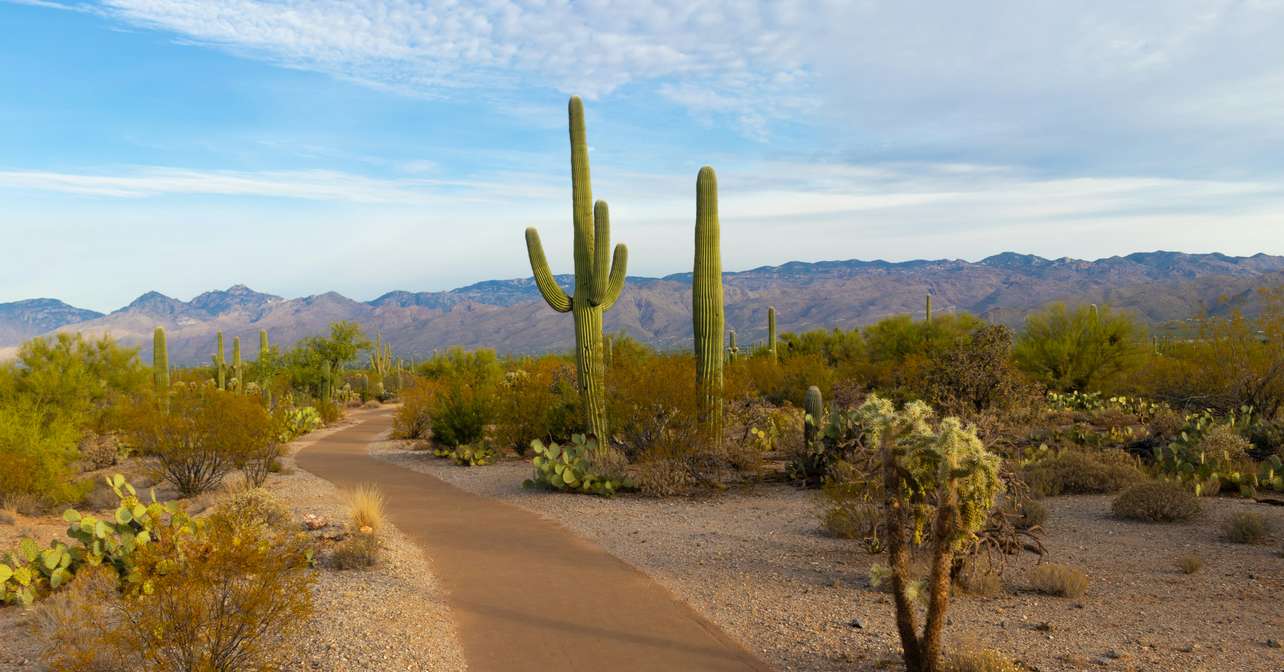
[2, 0, 1284, 312]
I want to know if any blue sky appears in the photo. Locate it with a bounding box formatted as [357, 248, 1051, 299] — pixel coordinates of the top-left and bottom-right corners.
[2, 0, 1284, 311]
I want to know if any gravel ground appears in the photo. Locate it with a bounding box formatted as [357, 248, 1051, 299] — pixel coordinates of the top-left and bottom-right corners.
[372, 442, 1284, 672]
[0, 418, 467, 672]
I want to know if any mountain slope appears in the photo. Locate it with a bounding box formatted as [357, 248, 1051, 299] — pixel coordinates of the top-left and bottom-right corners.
[4, 251, 1283, 365]
[0, 298, 102, 346]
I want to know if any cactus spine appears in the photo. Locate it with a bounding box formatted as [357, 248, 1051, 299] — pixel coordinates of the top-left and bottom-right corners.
[804, 385, 823, 452]
[768, 306, 777, 361]
[728, 330, 739, 362]
[693, 166, 724, 448]
[232, 336, 243, 392]
[213, 332, 226, 390]
[925, 294, 932, 323]
[524, 96, 628, 441]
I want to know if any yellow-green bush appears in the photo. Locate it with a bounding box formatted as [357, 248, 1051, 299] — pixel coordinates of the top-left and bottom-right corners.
[0, 401, 90, 509]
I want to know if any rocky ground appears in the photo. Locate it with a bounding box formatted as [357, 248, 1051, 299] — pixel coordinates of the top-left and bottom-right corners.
[0, 416, 466, 672]
[373, 442, 1284, 672]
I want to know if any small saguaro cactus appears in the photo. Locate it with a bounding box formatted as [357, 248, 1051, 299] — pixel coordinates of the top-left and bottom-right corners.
[925, 294, 933, 323]
[728, 330, 739, 362]
[369, 333, 393, 398]
[232, 337, 243, 393]
[152, 326, 169, 395]
[213, 332, 226, 390]
[524, 96, 628, 441]
[767, 306, 778, 361]
[693, 166, 725, 447]
[804, 385, 823, 452]
[259, 329, 270, 361]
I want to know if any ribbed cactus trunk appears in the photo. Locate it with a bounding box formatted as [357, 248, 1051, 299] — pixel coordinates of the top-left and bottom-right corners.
[214, 332, 226, 390]
[232, 337, 243, 393]
[153, 327, 169, 407]
[525, 97, 628, 442]
[693, 166, 724, 448]
[925, 294, 933, 323]
[768, 306, 778, 361]
[804, 385, 823, 451]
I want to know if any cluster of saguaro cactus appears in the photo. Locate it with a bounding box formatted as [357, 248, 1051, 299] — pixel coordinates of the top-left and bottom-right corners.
[152, 327, 169, 395]
[768, 306, 778, 361]
[525, 96, 628, 441]
[212, 332, 227, 390]
[693, 166, 724, 447]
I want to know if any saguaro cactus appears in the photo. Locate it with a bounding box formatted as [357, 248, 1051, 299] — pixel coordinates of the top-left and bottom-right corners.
[767, 306, 778, 361]
[925, 294, 933, 323]
[525, 96, 628, 441]
[370, 333, 392, 398]
[728, 330, 739, 362]
[232, 337, 243, 392]
[693, 166, 724, 447]
[213, 332, 226, 390]
[804, 385, 824, 452]
[259, 330, 270, 361]
[153, 326, 169, 397]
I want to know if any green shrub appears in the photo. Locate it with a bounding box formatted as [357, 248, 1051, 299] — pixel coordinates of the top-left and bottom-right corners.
[1029, 563, 1088, 597]
[0, 401, 90, 509]
[1222, 511, 1273, 544]
[392, 379, 435, 440]
[1111, 481, 1201, 522]
[494, 358, 583, 454]
[1013, 303, 1140, 392]
[1021, 450, 1146, 496]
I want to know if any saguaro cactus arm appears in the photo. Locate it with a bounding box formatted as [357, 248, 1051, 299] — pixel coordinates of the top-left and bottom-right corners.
[599, 242, 628, 310]
[525, 227, 573, 313]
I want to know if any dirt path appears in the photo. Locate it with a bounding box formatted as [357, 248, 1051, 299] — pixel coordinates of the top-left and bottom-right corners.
[295, 408, 773, 672]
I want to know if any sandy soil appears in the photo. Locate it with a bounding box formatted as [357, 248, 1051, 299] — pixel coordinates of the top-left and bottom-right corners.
[373, 442, 1284, 672]
[0, 418, 466, 672]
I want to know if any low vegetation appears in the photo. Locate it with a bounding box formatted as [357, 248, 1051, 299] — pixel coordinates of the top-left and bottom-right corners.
[1112, 482, 1201, 522]
[1029, 563, 1089, 598]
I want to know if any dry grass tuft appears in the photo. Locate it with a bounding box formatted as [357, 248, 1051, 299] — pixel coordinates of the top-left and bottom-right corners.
[943, 645, 1021, 672]
[1111, 481, 1200, 523]
[1029, 563, 1088, 598]
[1175, 554, 1203, 574]
[1222, 511, 1273, 545]
[348, 483, 386, 533]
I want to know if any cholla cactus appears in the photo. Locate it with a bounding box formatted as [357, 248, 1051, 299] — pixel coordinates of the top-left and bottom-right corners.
[693, 166, 724, 447]
[524, 96, 628, 441]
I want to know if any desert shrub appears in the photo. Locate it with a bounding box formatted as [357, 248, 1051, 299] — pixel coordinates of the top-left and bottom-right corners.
[607, 352, 699, 460]
[316, 398, 343, 424]
[421, 349, 501, 447]
[276, 405, 322, 442]
[220, 487, 291, 531]
[1175, 554, 1204, 574]
[943, 646, 1020, 672]
[77, 431, 121, 471]
[11, 333, 150, 434]
[1147, 405, 1186, 439]
[1029, 563, 1088, 597]
[494, 357, 582, 454]
[329, 531, 380, 570]
[1015, 499, 1047, 529]
[1112, 482, 1201, 522]
[926, 324, 1036, 417]
[743, 352, 834, 407]
[820, 468, 881, 543]
[1020, 450, 1146, 496]
[0, 401, 90, 508]
[857, 313, 986, 401]
[1014, 303, 1140, 392]
[393, 379, 436, 440]
[1223, 511, 1273, 544]
[128, 386, 274, 496]
[32, 565, 126, 672]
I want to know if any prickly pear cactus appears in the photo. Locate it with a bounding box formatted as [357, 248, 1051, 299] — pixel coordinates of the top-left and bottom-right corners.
[525, 435, 633, 497]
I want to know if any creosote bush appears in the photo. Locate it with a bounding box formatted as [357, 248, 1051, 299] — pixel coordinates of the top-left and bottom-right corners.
[1029, 563, 1088, 598]
[1111, 481, 1201, 522]
[1021, 450, 1146, 497]
[1222, 511, 1273, 544]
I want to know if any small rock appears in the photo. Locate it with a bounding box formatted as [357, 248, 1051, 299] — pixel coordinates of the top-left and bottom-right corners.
[1267, 639, 1282, 649]
[847, 618, 864, 629]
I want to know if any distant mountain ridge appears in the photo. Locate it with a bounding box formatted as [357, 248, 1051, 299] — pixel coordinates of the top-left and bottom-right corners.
[2, 251, 1282, 365]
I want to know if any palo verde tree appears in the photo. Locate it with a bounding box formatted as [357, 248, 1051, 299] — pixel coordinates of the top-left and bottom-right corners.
[524, 96, 628, 441]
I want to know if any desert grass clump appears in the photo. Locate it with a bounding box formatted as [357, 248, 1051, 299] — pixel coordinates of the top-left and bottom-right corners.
[943, 646, 1021, 672]
[1029, 563, 1088, 598]
[1175, 554, 1204, 574]
[1222, 511, 1273, 544]
[329, 531, 380, 570]
[1015, 499, 1047, 530]
[348, 483, 385, 534]
[1111, 481, 1201, 522]
[1021, 450, 1145, 497]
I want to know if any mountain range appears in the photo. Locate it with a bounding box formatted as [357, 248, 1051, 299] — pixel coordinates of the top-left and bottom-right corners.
[2, 251, 1282, 365]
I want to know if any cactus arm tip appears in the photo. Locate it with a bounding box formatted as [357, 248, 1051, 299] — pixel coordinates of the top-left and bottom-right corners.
[525, 226, 573, 313]
[599, 243, 629, 310]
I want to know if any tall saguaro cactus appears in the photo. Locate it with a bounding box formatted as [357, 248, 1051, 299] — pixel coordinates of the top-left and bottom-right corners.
[925, 294, 933, 323]
[525, 96, 628, 441]
[693, 166, 724, 447]
[213, 332, 226, 390]
[153, 327, 169, 400]
[232, 337, 243, 392]
[767, 306, 778, 361]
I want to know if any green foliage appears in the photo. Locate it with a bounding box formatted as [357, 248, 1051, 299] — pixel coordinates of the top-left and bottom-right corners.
[9, 332, 149, 433]
[858, 313, 987, 400]
[0, 400, 89, 508]
[925, 324, 1033, 416]
[127, 385, 274, 496]
[525, 435, 633, 496]
[1111, 481, 1201, 522]
[605, 350, 699, 461]
[493, 358, 583, 454]
[1152, 414, 1276, 496]
[436, 442, 497, 467]
[278, 406, 322, 442]
[286, 321, 369, 396]
[525, 97, 629, 441]
[1013, 302, 1140, 392]
[693, 165, 725, 448]
[421, 348, 502, 447]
